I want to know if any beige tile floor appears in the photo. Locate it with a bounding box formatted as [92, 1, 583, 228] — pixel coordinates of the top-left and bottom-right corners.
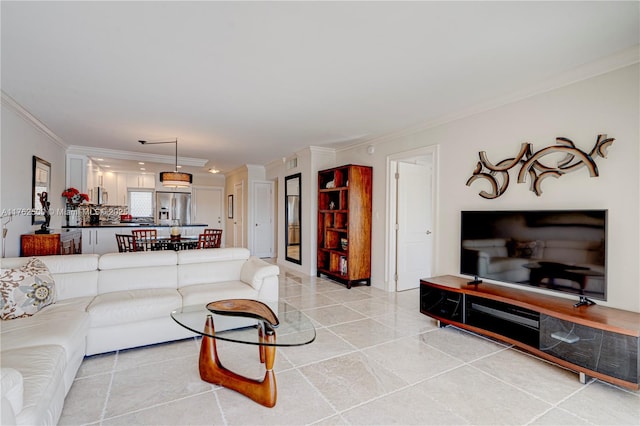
[60, 268, 640, 425]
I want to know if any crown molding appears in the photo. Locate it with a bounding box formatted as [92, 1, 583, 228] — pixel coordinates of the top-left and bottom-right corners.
[307, 146, 336, 154]
[66, 145, 208, 167]
[336, 45, 640, 151]
[224, 164, 249, 178]
[246, 164, 265, 172]
[1, 91, 67, 149]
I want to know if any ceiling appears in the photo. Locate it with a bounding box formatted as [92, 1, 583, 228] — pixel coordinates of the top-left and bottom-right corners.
[2, 1, 639, 175]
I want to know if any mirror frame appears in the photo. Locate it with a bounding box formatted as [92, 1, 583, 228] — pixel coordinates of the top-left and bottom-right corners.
[285, 173, 302, 264]
[32, 156, 51, 225]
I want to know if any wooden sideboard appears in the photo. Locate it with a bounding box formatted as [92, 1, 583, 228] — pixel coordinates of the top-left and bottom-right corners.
[420, 275, 640, 390]
[20, 229, 82, 256]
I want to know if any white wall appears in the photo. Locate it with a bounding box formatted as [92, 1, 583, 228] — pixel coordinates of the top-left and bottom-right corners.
[1, 95, 68, 257]
[336, 64, 639, 312]
[268, 147, 335, 276]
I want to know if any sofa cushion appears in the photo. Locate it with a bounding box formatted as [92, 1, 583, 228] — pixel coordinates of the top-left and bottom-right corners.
[177, 248, 250, 288]
[37, 253, 99, 274]
[88, 288, 182, 327]
[240, 257, 280, 290]
[99, 250, 178, 270]
[486, 257, 529, 274]
[98, 265, 178, 293]
[1, 368, 23, 421]
[179, 281, 257, 306]
[542, 239, 604, 265]
[1, 345, 67, 426]
[1, 258, 56, 320]
[1, 255, 100, 302]
[177, 247, 250, 265]
[0, 309, 90, 359]
[98, 251, 178, 293]
[178, 260, 247, 288]
[43, 296, 94, 313]
[462, 239, 508, 257]
[42, 253, 99, 301]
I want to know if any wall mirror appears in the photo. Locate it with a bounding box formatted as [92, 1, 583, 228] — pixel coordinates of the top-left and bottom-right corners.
[285, 173, 301, 264]
[32, 156, 51, 225]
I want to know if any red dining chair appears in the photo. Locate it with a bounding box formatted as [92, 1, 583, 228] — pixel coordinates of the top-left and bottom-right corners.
[132, 229, 158, 251]
[202, 229, 222, 248]
[197, 232, 220, 249]
[115, 234, 138, 252]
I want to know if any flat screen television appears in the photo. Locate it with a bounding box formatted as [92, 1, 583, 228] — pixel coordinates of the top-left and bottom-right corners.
[460, 210, 607, 304]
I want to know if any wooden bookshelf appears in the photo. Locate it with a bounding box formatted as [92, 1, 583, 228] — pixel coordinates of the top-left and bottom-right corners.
[317, 165, 372, 288]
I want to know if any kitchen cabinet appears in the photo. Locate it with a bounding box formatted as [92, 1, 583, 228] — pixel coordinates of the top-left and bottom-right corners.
[126, 173, 155, 189]
[82, 228, 120, 254]
[101, 172, 118, 205]
[87, 161, 101, 195]
[107, 173, 156, 206]
[66, 154, 88, 193]
[116, 174, 128, 205]
[81, 226, 207, 253]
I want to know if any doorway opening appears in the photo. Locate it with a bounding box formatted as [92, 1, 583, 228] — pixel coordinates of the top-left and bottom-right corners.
[386, 145, 439, 291]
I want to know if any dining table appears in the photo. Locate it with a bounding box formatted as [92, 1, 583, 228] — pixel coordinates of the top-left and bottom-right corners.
[150, 236, 199, 251]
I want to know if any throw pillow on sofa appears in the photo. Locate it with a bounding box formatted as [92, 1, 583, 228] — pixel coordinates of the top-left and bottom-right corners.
[508, 240, 543, 259]
[0, 257, 56, 320]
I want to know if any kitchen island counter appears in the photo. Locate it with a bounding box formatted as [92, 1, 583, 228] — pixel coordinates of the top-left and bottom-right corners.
[62, 223, 209, 228]
[65, 225, 211, 255]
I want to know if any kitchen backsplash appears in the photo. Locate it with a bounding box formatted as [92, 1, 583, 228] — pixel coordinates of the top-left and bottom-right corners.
[78, 204, 128, 225]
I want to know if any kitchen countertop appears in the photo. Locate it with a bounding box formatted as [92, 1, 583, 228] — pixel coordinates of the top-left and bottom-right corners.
[62, 223, 209, 228]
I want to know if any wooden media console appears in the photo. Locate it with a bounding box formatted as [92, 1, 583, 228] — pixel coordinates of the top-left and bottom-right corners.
[420, 275, 639, 390]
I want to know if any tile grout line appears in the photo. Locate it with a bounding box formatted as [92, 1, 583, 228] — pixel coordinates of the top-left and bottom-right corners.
[98, 350, 118, 424]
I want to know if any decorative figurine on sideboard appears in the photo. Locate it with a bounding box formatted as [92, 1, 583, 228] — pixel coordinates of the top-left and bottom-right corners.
[35, 191, 51, 234]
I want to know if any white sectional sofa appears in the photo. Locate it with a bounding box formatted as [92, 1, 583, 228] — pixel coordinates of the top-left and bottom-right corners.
[0, 248, 279, 425]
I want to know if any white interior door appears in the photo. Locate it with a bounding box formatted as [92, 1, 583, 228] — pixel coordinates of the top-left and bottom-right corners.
[396, 158, 434, 291]
[192, 186, 224, 242]
[252, 181, 274, 257]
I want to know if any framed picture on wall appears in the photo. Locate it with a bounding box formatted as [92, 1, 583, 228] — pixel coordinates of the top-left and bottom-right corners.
[32, 156, 51, 225]
[228, 195, 234, 219]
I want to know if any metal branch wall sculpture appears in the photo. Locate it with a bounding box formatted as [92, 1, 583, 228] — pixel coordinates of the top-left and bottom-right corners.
[466, 134, 614, 199]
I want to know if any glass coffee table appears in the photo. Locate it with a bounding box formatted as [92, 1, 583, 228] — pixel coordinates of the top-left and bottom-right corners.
[171, 299, 315, 407]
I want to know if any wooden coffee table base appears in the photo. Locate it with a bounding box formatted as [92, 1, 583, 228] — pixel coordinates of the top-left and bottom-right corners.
[198, 315, 278, 407]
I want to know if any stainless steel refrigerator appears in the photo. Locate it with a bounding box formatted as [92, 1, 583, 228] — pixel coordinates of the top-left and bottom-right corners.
[156, 192, 191, 225]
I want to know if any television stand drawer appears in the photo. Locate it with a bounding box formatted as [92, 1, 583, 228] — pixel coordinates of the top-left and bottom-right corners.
[540, 314, 638, 383]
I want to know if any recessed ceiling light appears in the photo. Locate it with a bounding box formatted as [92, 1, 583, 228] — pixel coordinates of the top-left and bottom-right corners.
[140, 167, 146, 171]
[208, 168, 219, 174]
[104, 165, 111, 168]
[176, 165, 182, 169]
[138, 162, 145, 165]
[95, 158, 104, 161]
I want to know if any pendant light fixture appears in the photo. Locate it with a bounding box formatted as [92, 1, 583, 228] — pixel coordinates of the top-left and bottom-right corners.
[138, 138, 193, 187]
